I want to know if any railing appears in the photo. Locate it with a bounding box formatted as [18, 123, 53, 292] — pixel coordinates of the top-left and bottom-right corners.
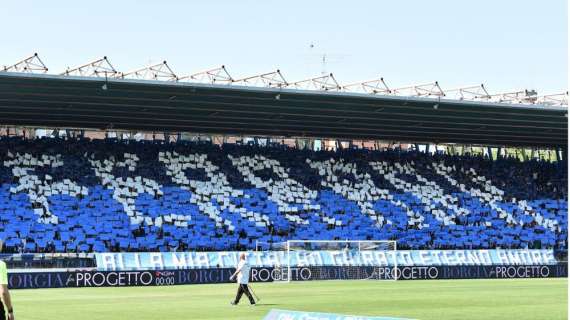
[0, 253, 96, 269]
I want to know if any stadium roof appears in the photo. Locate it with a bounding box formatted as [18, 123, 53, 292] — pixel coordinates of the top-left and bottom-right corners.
[0, 72, 567, 148]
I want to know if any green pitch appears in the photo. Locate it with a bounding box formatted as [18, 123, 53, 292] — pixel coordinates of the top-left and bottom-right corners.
[11, 278, 567, 320]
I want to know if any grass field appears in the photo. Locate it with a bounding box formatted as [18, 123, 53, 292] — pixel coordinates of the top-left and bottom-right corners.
[11, 278, 567, 320]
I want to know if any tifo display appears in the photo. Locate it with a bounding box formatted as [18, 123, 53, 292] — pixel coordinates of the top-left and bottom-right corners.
[0, 137, 566, 254]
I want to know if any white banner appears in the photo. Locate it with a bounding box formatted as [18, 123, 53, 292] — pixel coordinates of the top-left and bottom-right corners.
[95, 249, 558, 271]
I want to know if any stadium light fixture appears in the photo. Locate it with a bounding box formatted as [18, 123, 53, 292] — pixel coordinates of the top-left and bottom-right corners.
[392, 81, 445, 97]
[61, 56, 119, 78]
[178, 65, 233, 84]
[290, 73, 342, 91]
[233, 70, 288, 88]
[342, 78, 391, 94]
[2, 53, 48, 73]
[444, 84, 491, 101]
[119, 61, 178, 81]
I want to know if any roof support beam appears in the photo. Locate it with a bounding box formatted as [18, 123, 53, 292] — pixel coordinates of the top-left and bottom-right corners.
[537, 92, 568, 106]
[343, 78, 391, 94]
[178, 65, 233, 84]
[445, 84, 491, 101]
[290, 73, 341, 91]
[392, 81, 445, 97]
[233, 70, 288, 88]
[2, 53, 48, 73]
[490, 90, 538, 104]
[120, 61, 177, 81]
[61, 56, 118, 77]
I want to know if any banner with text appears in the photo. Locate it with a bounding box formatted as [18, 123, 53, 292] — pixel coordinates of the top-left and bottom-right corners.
[95, 249, 557, 271]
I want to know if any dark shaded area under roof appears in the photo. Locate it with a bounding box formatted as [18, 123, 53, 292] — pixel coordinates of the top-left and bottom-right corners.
[0, 72, 566, 148]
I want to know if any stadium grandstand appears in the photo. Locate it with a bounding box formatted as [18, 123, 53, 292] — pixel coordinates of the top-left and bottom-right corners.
[0, 53, 567, 254]
[0, 53, 567, 319]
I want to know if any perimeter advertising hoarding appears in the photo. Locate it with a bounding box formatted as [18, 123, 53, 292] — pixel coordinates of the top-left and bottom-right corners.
[8, 264, 567, 289]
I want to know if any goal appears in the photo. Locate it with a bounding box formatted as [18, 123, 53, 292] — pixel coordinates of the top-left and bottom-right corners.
[257, 240, 398, 282]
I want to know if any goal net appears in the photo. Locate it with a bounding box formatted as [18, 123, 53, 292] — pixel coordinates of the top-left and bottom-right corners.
[257, 240, 397, 282]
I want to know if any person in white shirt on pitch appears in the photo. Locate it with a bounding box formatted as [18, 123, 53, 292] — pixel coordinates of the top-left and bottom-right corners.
[229, 253, 256, 305]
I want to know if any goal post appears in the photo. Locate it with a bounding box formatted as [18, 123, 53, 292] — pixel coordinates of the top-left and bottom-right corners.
[284, 240, 398, 282]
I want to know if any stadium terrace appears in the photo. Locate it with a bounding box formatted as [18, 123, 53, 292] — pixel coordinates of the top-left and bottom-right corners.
[0, 137, 566, 253]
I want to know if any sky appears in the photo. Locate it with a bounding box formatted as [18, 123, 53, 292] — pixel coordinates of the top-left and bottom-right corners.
[0, 0, 567, 94]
